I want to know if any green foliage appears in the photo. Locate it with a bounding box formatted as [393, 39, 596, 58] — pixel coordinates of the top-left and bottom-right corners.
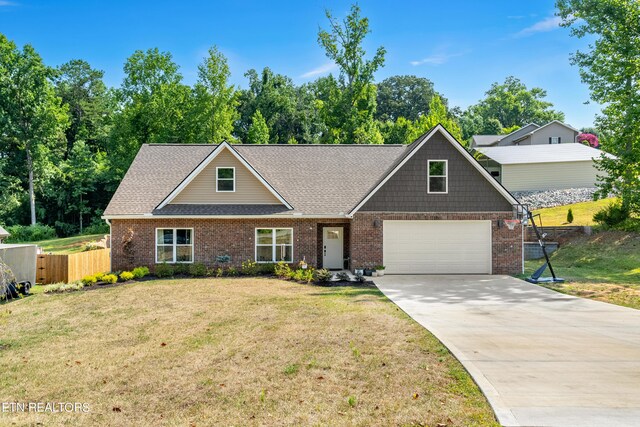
[376, 75, 442, 122]
[214, 267, 224, 278]
[81, 220, 110, 235]
[225, 266, 239, 277]
[241, 259, 258, 275]
[155, 263, 174, 278]
[43, 282, 84, 293]
[593, 201, 630, 228]
[336, 271, 350, 281]
[81, 275, 98, 286]
[188, 262, 207, 277]
[274, 262, 292, 279]
[314, 268, 333, 283]
[102, 274, 117, 284]
[258, 263, 275, 275]
[81, 241, 102, 252]
[557, 0, 640, 214]
[132, 266, 150, 279]
[4, 224, 56, 243]
[347, 395, 357, 408]
[410, 95, 463, 143]
[119, 271, 134, 281]
[247, 110, 270, 144]
[566, 208, 574, 224]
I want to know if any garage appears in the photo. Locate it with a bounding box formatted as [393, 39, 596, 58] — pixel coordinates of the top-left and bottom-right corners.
[383, 220, 492, 274]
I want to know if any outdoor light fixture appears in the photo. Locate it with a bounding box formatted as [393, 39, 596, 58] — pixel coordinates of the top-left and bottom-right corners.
[373, 219, 382, 228]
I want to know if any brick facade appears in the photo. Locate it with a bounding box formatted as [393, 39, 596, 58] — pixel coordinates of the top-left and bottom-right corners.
[111, 213, 522, 275]
[350, 212, 522, 275]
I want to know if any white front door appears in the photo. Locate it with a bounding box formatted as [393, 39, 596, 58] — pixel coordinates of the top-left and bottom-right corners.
[323, 227, 344, 269]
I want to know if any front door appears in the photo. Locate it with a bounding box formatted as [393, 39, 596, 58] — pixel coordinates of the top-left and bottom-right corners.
[322, 227, 344, 269]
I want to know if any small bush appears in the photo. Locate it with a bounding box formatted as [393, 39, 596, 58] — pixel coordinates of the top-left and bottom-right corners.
[93, 272, 105, 282]
[354, 273, 366, 283]
[81, 275, 98, 286]
[81, 220, 110, 235]
[43, 282, 84, 294]
[241, 259, 258, 276]
[335, 271, 350, 282]
[314, 268, 333, 283]
[119, 271, 134, 281]
[132, 266, 150, 279]
[593, 201, 630, 228]
[102, 274, 117, 284]
[214, 267, 224, 278]
[82, 241, 102, 252]
[274, 262, 292, 279]
[189, 262, 207, 277]
[155, 263, 174, 278]
[257, 262, 275, 275]
[226, 266, 239, 277]
[566, 208, 574, 224]
[5, 224, 56, 243]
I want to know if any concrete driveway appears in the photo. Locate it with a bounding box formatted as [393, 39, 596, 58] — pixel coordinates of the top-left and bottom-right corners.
[375, 275, 640, 427]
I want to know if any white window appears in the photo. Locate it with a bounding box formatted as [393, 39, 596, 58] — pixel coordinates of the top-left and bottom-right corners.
[550, 137, 561, 144]
[255, 228, 293, 263]
[156, 228, 193, 263]
[427, 160, 448, 194]
[216, 167, 235, 192]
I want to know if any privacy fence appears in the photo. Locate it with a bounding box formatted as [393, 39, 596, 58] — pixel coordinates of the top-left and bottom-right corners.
[36, 249, 110, 284]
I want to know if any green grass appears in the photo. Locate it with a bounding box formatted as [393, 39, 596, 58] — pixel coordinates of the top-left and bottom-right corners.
[524, 231, 640, 309]
[532, 197, 617, 226]
[0, 278, 498, 426]
[29, 233, 106, 254]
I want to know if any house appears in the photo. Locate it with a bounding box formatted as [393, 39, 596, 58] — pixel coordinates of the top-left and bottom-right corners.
[475, 143, 613, 192]
[0, 225, 10, 243]
[103, 125, 524, 275]
[471, 121, 579, 148]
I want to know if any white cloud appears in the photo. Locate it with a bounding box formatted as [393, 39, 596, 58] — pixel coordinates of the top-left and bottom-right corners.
[410, 52, 464, 66]
[515, 16, 562, 37]
[0, 1, 16, 6]
[300, 63, 337, 78]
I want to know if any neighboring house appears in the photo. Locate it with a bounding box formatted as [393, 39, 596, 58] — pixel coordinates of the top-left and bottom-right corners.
[471, 121, 579, 148]
[0, 225, 9, 243]
[103, 125, 524, 275]
[475, 144, 614, 192]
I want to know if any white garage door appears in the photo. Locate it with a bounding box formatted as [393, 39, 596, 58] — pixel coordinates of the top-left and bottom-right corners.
[383, 220, 492, 274]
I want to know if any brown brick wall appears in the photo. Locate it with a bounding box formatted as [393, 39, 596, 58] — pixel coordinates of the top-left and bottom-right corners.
[350, 212, 522, 275]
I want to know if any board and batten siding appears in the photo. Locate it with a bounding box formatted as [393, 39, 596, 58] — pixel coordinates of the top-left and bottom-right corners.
[170, 149, 282, 205]
[501, 160, 601, 191]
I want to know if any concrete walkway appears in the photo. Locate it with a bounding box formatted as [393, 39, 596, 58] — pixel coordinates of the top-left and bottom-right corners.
[375, 275, 640, 427]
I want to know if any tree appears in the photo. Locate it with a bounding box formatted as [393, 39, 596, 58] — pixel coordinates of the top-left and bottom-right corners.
[317, 4, 385, 144]
[410, 95, 463, 143]
[376, 75, 443, 121]
[247, 110, 269, 144]
[0, 34, 68, 225]
[54, 59, 114, 155]
[189, 46, 238, 143]
[557, 0, 640, 212]
[474, 76, 565, 128]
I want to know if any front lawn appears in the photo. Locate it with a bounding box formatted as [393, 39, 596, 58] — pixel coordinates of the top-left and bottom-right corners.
[532, 197, 616, 226]
[525, 231, 640, 309]
[29, 234, 106, 254]
[0, 278, 497, 426]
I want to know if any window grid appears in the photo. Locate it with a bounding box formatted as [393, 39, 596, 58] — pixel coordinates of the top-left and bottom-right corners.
[427, 159, 448, 194]
[155, 228, 194, 264]
[255, 228, 293, 263]
[216, 167, 235, 192]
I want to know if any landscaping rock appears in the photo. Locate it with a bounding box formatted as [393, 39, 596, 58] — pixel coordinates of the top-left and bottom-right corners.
[514, 188, 598, 210]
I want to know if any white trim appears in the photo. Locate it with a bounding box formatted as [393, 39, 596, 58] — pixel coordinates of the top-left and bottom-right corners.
[497, 122, 540, 141]
[254, 227, 294, 263]
[427, 159, 448, 194]
[103, 214, 347, 220]
[154, 227, 194, 264]
[156, 141, 293, 210]
[216, 166, 236, 192]
[348, 125, 519, 216]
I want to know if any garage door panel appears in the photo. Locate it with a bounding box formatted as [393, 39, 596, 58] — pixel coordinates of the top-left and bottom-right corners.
[383, 220, 491, 274]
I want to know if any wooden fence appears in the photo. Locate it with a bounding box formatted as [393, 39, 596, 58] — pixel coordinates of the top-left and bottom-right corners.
[36, 249, 111, 284]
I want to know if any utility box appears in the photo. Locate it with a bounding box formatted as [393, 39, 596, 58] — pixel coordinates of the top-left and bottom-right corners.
[0, 244, 37, 285]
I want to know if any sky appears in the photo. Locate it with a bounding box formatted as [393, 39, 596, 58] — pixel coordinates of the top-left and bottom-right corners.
[0, 0, 600, 128]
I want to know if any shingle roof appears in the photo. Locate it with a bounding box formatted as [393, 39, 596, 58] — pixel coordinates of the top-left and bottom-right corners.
[472, 135, 501, 146]
[104, 143, 407, 216]
[476, 143, 614, 165]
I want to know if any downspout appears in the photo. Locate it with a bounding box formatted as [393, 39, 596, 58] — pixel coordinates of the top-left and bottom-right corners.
[105, 219, 112, 273]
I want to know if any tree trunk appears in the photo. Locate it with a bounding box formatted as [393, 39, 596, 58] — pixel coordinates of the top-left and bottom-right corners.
[79, 194, 83, 234]
[26, 148, 36, 225]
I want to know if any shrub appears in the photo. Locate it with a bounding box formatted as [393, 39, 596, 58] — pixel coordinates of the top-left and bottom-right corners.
[335, 271, 350, 282]
[354, 273, 366, 283]
[43, 282, 84, 294]
[82, 241, 103, 252]
[93, 272, 105, 282]
[119, 271, 134, 281]
[173, 264, 189, 275]
[274, 262, 292, 279]
[102, 274, 117, 284]
[155, 263, 174, 278]
[81, 275, 98, 286]
[257, 262, 275, 275]
[81, 217, 110, 235]
[566, 208, 574, 224]
[302, 268, 315, 284]
[189, 262, 207, 277]
[214, 267, 224, 278]
[593, 201, 630, 228]
[241, 259, 258, 276]
[314, 269, 333, 283]
[374, 265, 386, 271]
[132, 266, 150, 279]
[5, 224, 56, 243]
[226, 266, 239, 277]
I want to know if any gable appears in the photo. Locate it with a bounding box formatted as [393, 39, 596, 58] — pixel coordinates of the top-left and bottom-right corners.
[529, 122, 578, 145]
[359, 129, 514, 212]
[497, 124, 539, 146]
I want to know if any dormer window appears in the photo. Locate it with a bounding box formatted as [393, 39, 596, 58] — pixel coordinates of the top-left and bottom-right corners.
[428, 160, 448, 194]
[216, 167, 235, 192]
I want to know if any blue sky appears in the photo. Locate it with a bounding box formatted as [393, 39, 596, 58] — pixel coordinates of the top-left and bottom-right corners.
[0, 0, 599, 128]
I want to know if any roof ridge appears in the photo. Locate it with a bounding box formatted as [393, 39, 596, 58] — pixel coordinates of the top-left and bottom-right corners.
[145, 143, 406, 147]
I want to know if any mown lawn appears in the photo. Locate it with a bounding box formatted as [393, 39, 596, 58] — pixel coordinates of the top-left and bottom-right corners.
[28, 234, 105, 254]
[525, 231, 640, 309]
[532, 197, 616, 226]
[0, 278, 498, 426]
